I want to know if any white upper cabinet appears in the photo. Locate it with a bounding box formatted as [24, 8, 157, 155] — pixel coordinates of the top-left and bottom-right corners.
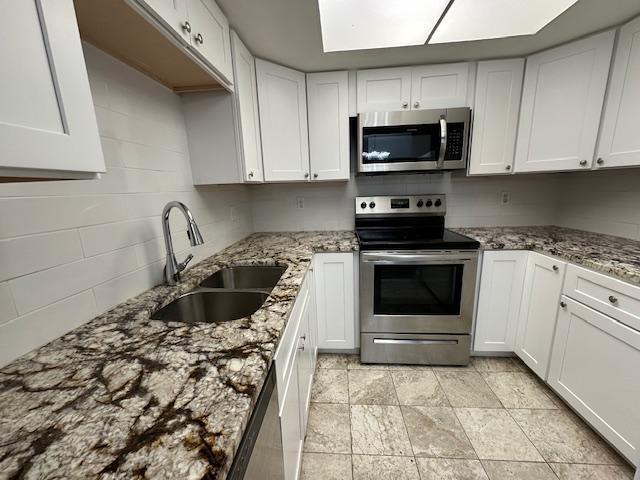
[231, 31, 263, 182]
[411, 63, 471, 110]
[185, 0, 233, 83]
[515, 253, 566, 380]
[0, 0, 104, 179]
[597, 16, 640, 170]
[356, 67, 412, 112]
[356, 64, 472, 113]
[307, 71, 350, 181]
[474, 251, 528, 352]
[257, 59, 310, 182]
[139, 0, 191, 43]
[514, 30, 615, 173]
[469, 59, 524, 175]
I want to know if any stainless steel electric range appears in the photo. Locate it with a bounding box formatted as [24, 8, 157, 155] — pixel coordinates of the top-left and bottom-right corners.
[356, 195, 480, 366]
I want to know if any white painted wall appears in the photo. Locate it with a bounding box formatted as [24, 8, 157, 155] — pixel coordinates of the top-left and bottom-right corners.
[0, 45, 252, 367]
[250, 173, 562, 231]
[557, 169, 640, 241]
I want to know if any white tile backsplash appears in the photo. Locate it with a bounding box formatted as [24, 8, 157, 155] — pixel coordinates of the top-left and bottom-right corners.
[0, 45, 252, 367]
[250, 173, 563, 231]
[557, 169, 640, 241]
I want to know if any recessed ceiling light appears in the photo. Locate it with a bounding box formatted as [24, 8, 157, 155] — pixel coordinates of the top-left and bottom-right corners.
[429, 0, 580, 44]
[318, 0, 450, 52]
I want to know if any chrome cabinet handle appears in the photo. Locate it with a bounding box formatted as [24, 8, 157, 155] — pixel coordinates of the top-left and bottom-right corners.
[505, 165, 512, 171]
[437, 115, 447, 169]
[609, 295, 618, 304]
[298, 335, 306, 351]
[413, 101, 420, 108]
[579, 159, 588, 166]
[182, 21, 192, 33]
[313, 173, 318, 179]
[248, 171, 254, 178]
[402, 102, 408, 109]
[560, 301, 567, 308]
[552, 265, 559, 271]
[304, 172, 310, 179]
[195, 33, 204, 44]
[597, 158, 604, 166]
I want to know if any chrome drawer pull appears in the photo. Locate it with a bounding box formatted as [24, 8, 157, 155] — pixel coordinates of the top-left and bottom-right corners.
[373, 338, 458, 346]
[609, 295, 618, 304]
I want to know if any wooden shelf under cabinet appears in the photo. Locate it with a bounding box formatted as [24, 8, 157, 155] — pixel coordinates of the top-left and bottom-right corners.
[73, 0, 225, 93]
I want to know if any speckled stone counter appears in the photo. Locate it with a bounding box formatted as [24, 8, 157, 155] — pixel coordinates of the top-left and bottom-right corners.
[0, 231, 358, 480]
[453, 226, 640, 285]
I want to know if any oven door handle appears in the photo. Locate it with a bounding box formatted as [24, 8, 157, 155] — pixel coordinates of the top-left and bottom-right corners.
[361, 252, 477, 264]
[437, 115, 447, 169]
[373, 338, 459, 346]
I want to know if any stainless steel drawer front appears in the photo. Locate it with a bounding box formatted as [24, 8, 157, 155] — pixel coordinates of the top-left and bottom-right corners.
[361, 333, 471, 365]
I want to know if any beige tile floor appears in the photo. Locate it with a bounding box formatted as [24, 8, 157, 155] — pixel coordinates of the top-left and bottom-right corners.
[301, 354, 636, 480]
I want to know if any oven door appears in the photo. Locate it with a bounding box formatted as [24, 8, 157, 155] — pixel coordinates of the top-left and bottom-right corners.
[360, 251, 478, 335]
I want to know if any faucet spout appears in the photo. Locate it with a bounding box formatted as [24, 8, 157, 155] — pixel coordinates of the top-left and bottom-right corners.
[162, 201, 204, 285]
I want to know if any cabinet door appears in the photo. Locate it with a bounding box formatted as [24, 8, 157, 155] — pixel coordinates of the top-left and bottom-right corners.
[411, 63, 470, 110]
[138, 0, 190, 43]
[314, 253, 356, 350]
[474, 251, 528, 352]
[280, 367, 302, 480]
[515, 253, 566, 379]
[230, 31, 263, 182]
[597, 16, 640, 169]
[514, 30, 615, 173]
[356, 67, 412, 112]
[185, 0, 233, 84]
[256, 59, 310, 182]
[549, 297, 640, 463]
[307, 71, 350, 181]
[469, 59, 524, 175]
[0, 0, 104, 177]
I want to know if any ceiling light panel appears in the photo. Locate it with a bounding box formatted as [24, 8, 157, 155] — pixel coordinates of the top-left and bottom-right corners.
[318, 0, 450, 52]
[429, 0, 580, 44]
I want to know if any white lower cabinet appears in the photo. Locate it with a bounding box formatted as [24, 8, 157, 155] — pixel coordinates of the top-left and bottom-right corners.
[549, 297, 640, 463]
[275, 272, 317, 480]
[515, 252, 566, 379]
[314, 253, 356, 350]
[474, 251, 528, 352]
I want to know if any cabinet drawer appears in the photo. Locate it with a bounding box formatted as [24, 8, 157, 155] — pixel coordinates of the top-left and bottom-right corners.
[564, 264, 640, 332]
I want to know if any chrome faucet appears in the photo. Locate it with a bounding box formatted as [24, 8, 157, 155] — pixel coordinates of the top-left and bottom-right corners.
[162, 201, 204, 285]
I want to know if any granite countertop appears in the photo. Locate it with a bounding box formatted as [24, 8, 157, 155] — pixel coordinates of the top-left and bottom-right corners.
[0, 231, 358, 480]
[453, 226, 640, 285]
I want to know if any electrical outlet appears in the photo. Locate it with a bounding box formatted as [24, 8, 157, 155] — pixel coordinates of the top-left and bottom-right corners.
[500, 191, 511, 206]
[296, 197, 304, 209]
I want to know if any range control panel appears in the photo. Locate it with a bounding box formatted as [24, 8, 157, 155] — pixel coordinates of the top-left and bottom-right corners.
[355, 195, 446, 216]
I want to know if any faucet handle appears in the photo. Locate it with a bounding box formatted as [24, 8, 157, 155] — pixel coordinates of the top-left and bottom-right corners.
[177, 254, 194, 273]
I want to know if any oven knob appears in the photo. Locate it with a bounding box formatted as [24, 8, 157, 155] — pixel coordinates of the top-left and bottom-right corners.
[360, 202, 367, 209]
[426, 199, 433, 207]
[369, 201, 376, 209]
[435, 199, 442, 207]
[417, 200, 424, 207]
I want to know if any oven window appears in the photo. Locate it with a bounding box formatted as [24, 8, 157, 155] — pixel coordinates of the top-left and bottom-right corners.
[362, 123, 441, 164]
[373, 264, 463, 315]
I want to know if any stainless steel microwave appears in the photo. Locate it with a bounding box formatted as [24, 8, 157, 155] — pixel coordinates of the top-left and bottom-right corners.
[357, 107, 471, 174]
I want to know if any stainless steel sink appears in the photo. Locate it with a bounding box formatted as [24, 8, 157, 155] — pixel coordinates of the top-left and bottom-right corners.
[150, 291, 269, 324]
[199, 265, 286, 291]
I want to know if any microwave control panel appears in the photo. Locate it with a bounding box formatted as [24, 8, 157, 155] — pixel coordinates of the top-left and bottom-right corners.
[444, 122, 466, 161]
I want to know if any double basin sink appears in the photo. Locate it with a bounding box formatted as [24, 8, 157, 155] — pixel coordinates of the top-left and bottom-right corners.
[151, 265, 286, 325]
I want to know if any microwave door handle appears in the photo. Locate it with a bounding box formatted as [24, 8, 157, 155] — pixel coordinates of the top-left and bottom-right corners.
[437, 116, 447, 169]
